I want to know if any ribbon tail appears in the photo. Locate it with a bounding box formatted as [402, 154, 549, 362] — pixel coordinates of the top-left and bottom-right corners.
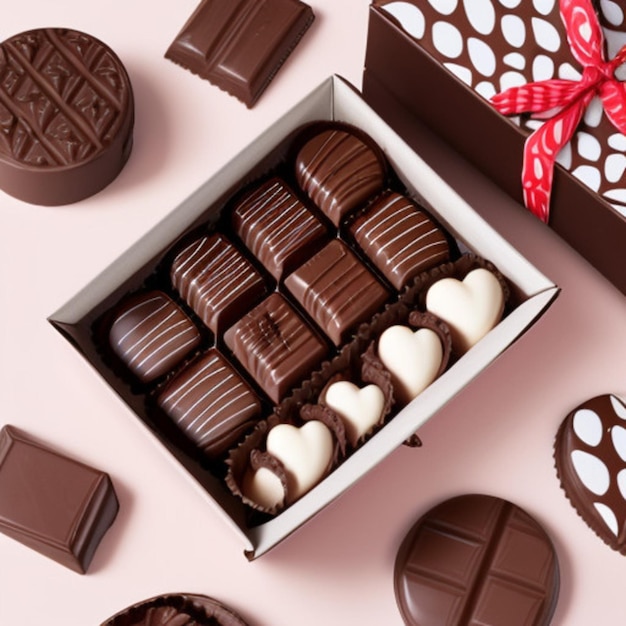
[491, 79, 582, 115]
[521, 95, 591, 222]
[600, 80, 626, 135]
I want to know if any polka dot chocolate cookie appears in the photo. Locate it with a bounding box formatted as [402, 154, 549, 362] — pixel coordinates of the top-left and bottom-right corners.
[554, 394, 626, 553]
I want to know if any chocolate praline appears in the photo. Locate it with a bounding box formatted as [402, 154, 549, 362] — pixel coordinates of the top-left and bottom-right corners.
[349, 191, 450, 290]
[170, 232, 267, 334]
[0, 28, 134, 205]
[231, 176, 327, 280]
[156, 348, 262, 460]
[108, 290, 201, 385]
[295, 127, 386, 225]
[223, 293, 328, 403]
[284, 239, 389, 345]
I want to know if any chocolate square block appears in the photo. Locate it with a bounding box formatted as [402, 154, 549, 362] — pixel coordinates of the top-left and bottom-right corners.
[157, 348, 262, 460]
[108, 290, 201, 384]
[170, 232, 267, 334]
[223, 293, 328, 403]
[0, 425, 119, 574]
[165, 0, 315, 108]
[284, 239, 389, 345]
[231, 177, 327, 280]
[349, 191, 450, 290]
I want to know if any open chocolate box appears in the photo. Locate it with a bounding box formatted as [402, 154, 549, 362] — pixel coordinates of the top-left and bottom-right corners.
[48, 76, 558, 559]
[363, 1, 626, 294]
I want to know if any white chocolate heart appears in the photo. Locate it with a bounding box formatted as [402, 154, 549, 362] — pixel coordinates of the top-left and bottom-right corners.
[242, 467, 285, 511]
[377, 325, 443, 404]
[324, 381, 385, 447]
[426, 268, 504, 353]
[266, 421, 333, 502]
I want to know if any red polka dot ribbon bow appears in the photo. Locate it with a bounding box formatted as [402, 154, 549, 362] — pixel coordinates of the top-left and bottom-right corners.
[491, 0, 626, 223]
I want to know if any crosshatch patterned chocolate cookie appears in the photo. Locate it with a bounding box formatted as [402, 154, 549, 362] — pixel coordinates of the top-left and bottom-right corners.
[0, 28, 134, 205]
[554, 394, 626, 553]
[101, 592, 249, 626]
[394, 494, 559, 626]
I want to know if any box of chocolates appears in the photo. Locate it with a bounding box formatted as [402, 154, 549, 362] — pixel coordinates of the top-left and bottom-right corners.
[48, 75, 557, 558]
[363, 0, 626, 294]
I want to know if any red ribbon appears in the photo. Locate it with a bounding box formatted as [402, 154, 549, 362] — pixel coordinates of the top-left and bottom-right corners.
[491, 0, 626, 223]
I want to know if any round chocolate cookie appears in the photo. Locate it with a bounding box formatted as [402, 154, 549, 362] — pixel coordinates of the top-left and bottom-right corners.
[101, 593, 248, 626]
[394, 494, 559, 626]
[0, 28, 134, 205]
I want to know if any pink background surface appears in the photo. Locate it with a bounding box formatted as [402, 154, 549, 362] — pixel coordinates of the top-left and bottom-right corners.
[2, 1, 626, 624]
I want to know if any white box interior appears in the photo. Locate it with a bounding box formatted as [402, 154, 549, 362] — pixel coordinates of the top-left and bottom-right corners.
[49, 75, 558, 559]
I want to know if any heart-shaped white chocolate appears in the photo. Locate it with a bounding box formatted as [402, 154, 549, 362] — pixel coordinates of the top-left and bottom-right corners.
[242, 467, 286, 511]
[324, 381, 385, 447]
[266, 421, 333, 502]
[377, 325, 443, 404]
[426, 268, 504, 353]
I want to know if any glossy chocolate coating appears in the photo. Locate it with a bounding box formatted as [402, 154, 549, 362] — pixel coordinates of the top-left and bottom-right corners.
[223, 293, 328, 403]
[0, 28, 134, 205]
[108, 291, 201, 384]
[0, 425, 118, 574]
[170, 232, 267, 334]
[285, 239, 389, 345]
[165, 0, 314, 108]
[555, 394, 626, 554]
[394, 494, 559, 626]
[101, 592, 248, 626]
[295, 127, 385, 226]
[231, 177, 327, 280]
[157, 348, 262, 460]
[349, 191, 450, 290]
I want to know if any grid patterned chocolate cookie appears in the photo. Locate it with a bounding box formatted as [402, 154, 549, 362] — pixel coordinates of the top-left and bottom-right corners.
[0, 28, 134, 205]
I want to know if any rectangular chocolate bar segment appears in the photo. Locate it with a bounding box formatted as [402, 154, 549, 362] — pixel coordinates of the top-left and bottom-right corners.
[0, 425, 118, 574]
[165, 0, 315, 107]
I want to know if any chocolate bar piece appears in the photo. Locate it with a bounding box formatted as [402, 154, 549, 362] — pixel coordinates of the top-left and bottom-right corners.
[295, 127, 386, 226]
[108, 291, 201, 384]
[394, 494, 559, 626]
[224, 293, 328, 403]
[170, 232, 267, 334]
[0, 425, 119, 574]
[284, 239, 389, 345]
[0, 28, 134, 205]
[165, 0, 315, 108]
[101, 592, 249, 626]
[349, 191, 450, 290]
[157, 349, 262, 460]
[554, 394, 626, 554]
[231, 177, 327, 280]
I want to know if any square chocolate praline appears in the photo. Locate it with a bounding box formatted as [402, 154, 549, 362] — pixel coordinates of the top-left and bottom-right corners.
[223, 293, 328, 403]
[157, 348, 262, 460]
[284, 239, 389, 345]
[349, 191, 450, 290]
[0, 426, 119, 574]
[170, 232, 267, 334]
[231, 177, 327, 281]
[108, 290, 201, 384]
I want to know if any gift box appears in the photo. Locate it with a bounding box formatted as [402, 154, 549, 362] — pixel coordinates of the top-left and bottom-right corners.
[363, 0, 626, 294]
[48, 76, 557, 559]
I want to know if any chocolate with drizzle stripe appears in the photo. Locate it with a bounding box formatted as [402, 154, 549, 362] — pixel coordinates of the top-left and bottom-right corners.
[285, 239, 389, 345]
[295, 128, 386, 226]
